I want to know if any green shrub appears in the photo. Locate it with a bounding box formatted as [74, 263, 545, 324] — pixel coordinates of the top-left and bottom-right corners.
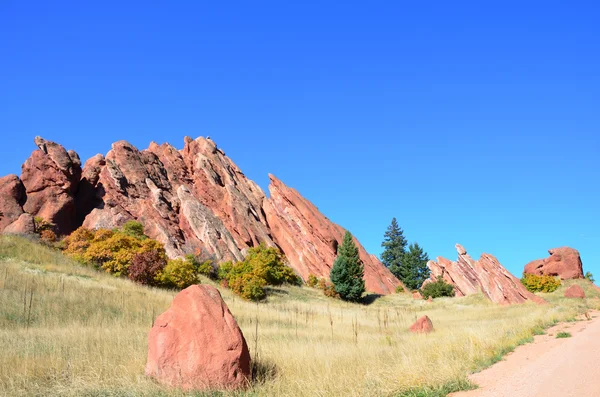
[307, 274, 319, 288]
[556, 332, 571, 339]
[34, 216, 55, 234]
[158, 258, 198, 289]
[395, 285, 405, 293]
[585, 271, 595, 283]
[521, 273, 561, 293]
[421, 276, 454, 299]
[217, 244, 300, 301]
[121, 220, 147, 240]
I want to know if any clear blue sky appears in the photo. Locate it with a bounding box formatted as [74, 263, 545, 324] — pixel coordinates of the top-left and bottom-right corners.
[1, 1, 599, 277]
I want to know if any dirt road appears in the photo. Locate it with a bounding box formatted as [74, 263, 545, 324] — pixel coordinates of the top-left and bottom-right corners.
[451, 311, 600, 397]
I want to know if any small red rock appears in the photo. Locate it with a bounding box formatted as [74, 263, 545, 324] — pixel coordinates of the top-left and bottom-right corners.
[146, 285, 251, 391]
[564, 285, 586, 299]
[3, 213, 35, 234]
[410, 315, 433, 333]
[412, 291, 423, 300]
[427, 296, 433, 303]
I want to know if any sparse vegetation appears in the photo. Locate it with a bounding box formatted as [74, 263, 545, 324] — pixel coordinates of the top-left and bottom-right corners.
[556, 332, 572, 338]
[421, 276, 455, 299]
[521, 273, 561, 293]
[0, 234, 598, 396]
[585, 271, 595, 283]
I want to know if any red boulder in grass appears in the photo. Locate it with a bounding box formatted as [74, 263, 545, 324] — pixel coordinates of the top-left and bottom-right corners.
[410, 315, 434, 333]
[564, 285, 585, 299]
[146, 285, 251, 391]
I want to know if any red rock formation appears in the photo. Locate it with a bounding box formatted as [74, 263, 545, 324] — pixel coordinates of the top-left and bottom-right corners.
[20, 137, 81, 233]
[524, 247, 584, 280]
[263, 174, 403, 295]
[146, 285, 250, 390]
[409, 315, 433, 333]
[1, 136, 401, 295]
[425, 244, 546, 305]
[564, 285, 585, 299]
[0, 175, 26, 230]
[3, 213, 35, 234]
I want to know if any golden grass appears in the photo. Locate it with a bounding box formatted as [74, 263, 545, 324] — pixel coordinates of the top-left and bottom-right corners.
[0, 234, 598, 396]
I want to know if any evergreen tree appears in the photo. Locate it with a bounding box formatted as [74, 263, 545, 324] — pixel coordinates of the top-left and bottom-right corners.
[330, 231, 365, 302]
[381, 218, 407, 277]
[401, 243, 431, 290]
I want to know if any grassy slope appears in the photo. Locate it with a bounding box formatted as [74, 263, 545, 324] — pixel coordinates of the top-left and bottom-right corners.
[0, 235, 598, 397]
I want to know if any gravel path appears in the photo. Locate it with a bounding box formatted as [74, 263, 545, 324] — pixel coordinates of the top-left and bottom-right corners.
[451, 310, 600, 397]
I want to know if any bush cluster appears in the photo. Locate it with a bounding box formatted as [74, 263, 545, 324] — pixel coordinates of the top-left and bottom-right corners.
[520, 273, 561, 293]
[62, 221, 201, 289]
[218, 244, 301, 301]
[420, 276, 455, 299]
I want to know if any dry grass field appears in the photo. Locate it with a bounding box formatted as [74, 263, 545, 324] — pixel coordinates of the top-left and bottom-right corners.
[1, 234, 598, 397]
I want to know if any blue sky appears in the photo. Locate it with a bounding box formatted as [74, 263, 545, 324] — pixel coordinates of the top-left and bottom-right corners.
[1, 1, 599, 277]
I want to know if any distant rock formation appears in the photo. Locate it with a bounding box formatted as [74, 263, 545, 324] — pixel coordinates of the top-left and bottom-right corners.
[263, 174, 403, 295]
[146, 285, 251, 390]
[524, 247, 584, 280]
[425, 244, 545, 305]
[0, 136, 401, 294]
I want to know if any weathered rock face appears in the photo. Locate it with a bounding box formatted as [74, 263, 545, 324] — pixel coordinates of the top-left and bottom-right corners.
[263, 174, 403, 295]
[524, 247, 584, 280]
[20, 137, 81, 233]
[1, 136, 401, 295]
[81, 137, 274, 260]
[0, 175, 26, 230]
[564, 284, 585, 299]
[409, 315, 433, 333]
[3, 213, 35, 234]
[425, 244, 546, 305]
[146, 285, 251, 390]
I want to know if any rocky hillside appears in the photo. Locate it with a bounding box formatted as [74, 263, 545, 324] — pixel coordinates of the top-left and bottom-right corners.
[0, 136, 402, 295]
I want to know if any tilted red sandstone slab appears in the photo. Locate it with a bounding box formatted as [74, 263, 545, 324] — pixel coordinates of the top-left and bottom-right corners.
[263, 174, 403, 295]
[425, 244, 545, 305]
[524, 247, 584, 280]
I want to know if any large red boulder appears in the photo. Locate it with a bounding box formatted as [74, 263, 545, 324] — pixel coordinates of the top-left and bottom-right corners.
[564, 285, 585, 299]
[263, 174, 404, 295]
[146, 285, 250, 391]
[425, 244, 546, 305]
[524, 247, 584, 280]
[410, 315, 433, 333]
[3, 213, 35, 235]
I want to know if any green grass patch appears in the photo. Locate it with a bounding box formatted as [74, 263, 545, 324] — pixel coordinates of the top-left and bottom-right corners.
[556, 332, 572, 339]
[397, 379, 476, 397]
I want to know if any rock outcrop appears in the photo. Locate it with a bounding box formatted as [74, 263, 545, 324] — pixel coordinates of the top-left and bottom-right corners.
[1, 136, 402, 294]
[409, 315, 433, 333]
[564, 284, 585, 299]
[263, 174, 403, 295]
[20, 137, 81, 233]
[0, 175, 26, 230]
[524, 247, 584, 280]
[425, 244, 546, 305]
[3, 213, 35, 234]
[146, 285, 251, 390]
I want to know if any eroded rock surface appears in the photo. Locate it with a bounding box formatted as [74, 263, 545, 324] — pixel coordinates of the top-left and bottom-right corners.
[146, 285, 251, 390]
[0, 175, 26, 230]
[20, 137, 81, 232]
[425, 244, 546, 305]
[564, 285, 585, 299]
[263, 174, 403, 295]
[410, 315, 433, 333]
[524, 247, 584, 280]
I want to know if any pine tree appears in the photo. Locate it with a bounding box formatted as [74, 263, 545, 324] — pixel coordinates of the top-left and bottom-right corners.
[401, 243, 431, 290]
[381, 218, 407, 277]
[330, 231, 365, 302]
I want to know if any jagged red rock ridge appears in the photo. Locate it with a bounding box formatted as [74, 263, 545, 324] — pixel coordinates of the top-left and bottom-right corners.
[0, 136, 401, 295]
[424, 244, 546, 305]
